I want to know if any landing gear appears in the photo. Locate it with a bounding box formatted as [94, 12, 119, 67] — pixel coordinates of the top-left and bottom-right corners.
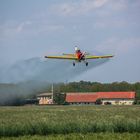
[86, 62, 88, 66]
[73, 61, 88, 66]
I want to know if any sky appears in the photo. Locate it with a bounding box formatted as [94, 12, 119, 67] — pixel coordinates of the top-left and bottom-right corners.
[0, 0, 140, 83]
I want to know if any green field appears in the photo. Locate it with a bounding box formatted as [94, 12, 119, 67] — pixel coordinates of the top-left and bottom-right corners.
[0, 105, 140, 139]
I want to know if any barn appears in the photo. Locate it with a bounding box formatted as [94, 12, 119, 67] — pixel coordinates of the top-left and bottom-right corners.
[65, 92, 135, 105]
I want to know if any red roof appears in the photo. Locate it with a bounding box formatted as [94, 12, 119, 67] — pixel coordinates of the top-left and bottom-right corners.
[66, 92, 135, 103]
[66, 93, 97, 102]
[97, 92, 135, 99]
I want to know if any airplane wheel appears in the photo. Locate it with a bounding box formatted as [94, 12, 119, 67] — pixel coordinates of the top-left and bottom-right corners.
[86, 62, 88, 66]
[73, 62, 75, 66]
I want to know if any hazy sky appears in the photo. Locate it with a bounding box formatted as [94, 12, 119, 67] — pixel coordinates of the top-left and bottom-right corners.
[0, 0, 140, 82]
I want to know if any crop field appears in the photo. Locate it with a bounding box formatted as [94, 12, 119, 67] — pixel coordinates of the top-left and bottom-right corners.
[0, 105, 140, 140]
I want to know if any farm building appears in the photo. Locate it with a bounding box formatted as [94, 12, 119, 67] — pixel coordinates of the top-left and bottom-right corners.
[37, 93, 53, 105]
[65, 92, 135, 105]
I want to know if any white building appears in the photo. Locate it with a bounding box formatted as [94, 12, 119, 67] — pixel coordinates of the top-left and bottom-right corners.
[37, 93, 53, 105]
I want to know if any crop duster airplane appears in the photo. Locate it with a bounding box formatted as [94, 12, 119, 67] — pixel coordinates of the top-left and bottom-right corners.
[44, 47, 114, 66]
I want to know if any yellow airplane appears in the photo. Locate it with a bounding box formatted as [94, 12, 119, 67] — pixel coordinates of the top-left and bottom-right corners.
[44, 47, 114, 66]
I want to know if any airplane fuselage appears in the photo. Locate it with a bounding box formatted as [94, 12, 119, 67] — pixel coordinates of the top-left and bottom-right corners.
[75, 50, 85, 62]
[73, 50, 88, 66]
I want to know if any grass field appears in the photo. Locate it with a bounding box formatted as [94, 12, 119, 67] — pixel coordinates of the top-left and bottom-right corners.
[1, 133, 140, 140]
[0, 105, 140, 139]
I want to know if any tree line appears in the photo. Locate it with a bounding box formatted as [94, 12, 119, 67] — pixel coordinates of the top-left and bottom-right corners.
[51, 81, 140, 96]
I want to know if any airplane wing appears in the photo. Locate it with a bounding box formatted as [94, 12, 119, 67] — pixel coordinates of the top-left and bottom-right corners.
[44, 55, 77, 60]
[62, 53, 75, 56]
[86, 55, 114, 59]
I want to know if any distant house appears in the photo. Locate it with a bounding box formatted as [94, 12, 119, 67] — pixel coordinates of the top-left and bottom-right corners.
[37, 93, 53, 105]
[65, 92, 135, 105]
